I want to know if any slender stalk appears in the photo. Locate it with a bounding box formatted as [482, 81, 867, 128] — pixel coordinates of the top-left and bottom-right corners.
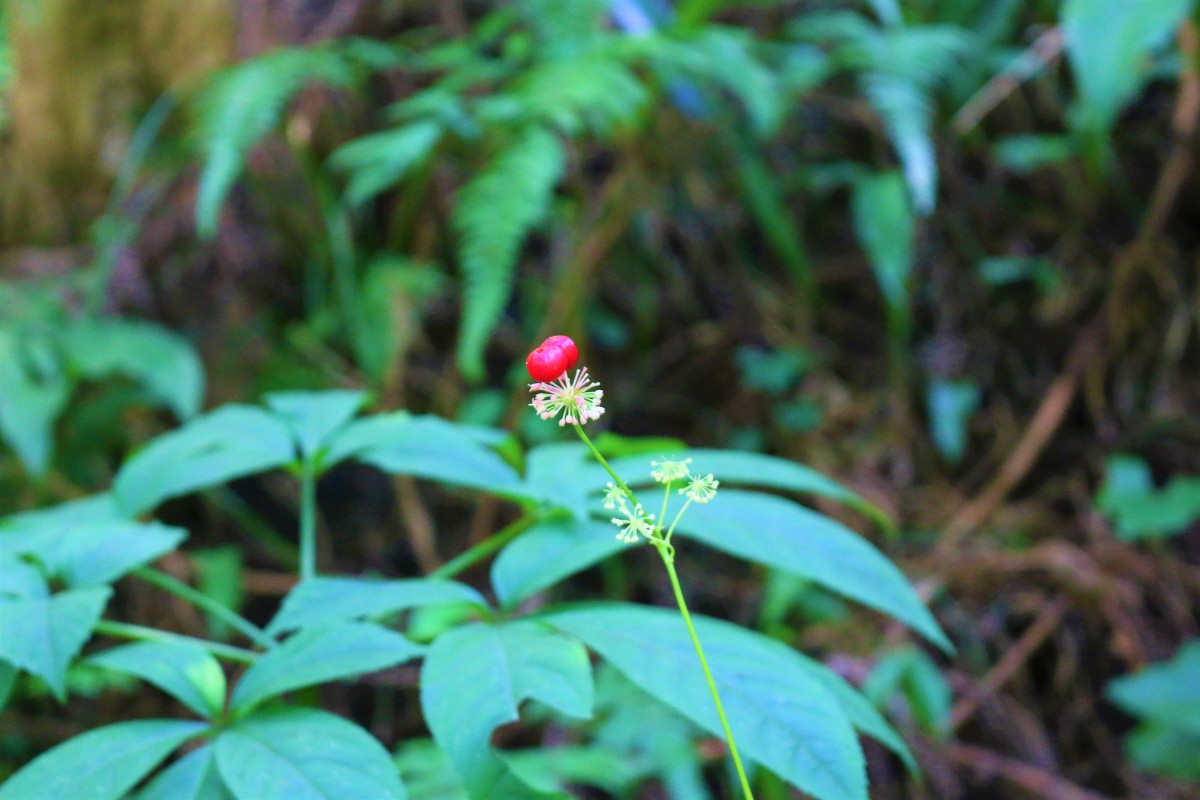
[572, 423, 755, 800]
[299, 463, 318, 581]
[132, 566, 274, 648]
[94, 620, 257, 665]
[429, 514, 539, 580]
[660, 552, 754, 800]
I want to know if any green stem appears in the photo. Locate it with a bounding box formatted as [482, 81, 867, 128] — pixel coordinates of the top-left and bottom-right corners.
[132, 566, 274, 648]
[430, 514, 539, 580]
[299, 463, 318, 581]
[94, 620, 258, 665]
[571, 423, 754, 799]
[659, 551, 755, 800]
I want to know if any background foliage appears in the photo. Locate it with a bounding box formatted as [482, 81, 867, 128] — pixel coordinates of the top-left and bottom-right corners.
[3, 0, 1200, 797]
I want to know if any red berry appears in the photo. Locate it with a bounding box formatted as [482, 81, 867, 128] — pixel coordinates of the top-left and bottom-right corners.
[526, 344, 569, 382]
[541, 335, 579, 369]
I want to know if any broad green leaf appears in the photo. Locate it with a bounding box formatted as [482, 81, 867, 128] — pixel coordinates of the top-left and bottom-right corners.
[1, 492, 124, 528]
[420, 621, 591, 799]
[1107, 641, 1200, 734]
[606, 448, 879, 521]
[0, 718, 207, 800]
[192, 546, 245, 641]
[1062, 0, 1192, 135]
[0, 554, 47, 599]
[864, 646, 951, 738]
[1126, 723, 1200, 781]
[491, 517, 624, 607]
[231, 622, 423, 714]
[505, 745, 642, 795]
[267, 576, 486, 634]
[138, 745, 233, 800]
[521, 443, 603, 511]
[0, 586, 111, 699]
[1096, 454, 1200, 541]
[546, 604, 866, 800]
[214, 707, 407, 800]
[264, 390, 368, 465]
[63, 318, 204, 420]
[89, 641, 226, 719]
[324, 414, 529, 499]
[0, 521, 186, 588]
[852, 170, 914, 312]
[114, 405, 297, 516]
[394, 739, 468, 800]
[0, 328, 71, 475]
[670, 490, 951, 652]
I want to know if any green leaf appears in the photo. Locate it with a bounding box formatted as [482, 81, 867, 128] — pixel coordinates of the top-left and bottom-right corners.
[330, 120, 442, 206]
[0, 327, 71, 475]
[63, 318, 204, 420]
[546, 604, 866, 800]
[926, 379, 980, 464]
[1126, 723, 1200, 781]
[394, 739, 468, 800]
[231, 622, 423, 714]
[267, 576, 486, 634]
[420, 621, 591, 799]
[1062, 0, 1192, 135]
[507, 55, 647, 137]
[138, 745, 234, 800]
[325, 414, 529, 499]
[453, 126, 565, 382]
[864, 646, 952, 738]
[214, 707, 407, 800]
[0, 586, 111, 699]
[1096, 454, 1200, 541]
[0, 554, 48, 599]
[0, 660, 17, 712]
[0, 718, 207, 800]
[993, 134, 1075, 174]
[670, 490, 951, 652]
[192, 546, 246, 641]
[194, 46, 362, 238]
[852, 170, 915, 312]
[491, 517, 624, 607]
[264, 390, 368, 465]
[89, 641, 226, 719]
[0, 520, 186, 588]
[1107, 640, 1200, 734]
[114, 405, 297, 516]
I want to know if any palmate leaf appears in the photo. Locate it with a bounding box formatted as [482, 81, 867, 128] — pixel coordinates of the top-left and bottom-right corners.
[0, 586, 112, 700]
[193, 45, 363, 238]
[453, 126, 565, 382]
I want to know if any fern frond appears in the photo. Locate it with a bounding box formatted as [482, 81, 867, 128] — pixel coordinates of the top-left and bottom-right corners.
[641, 27, 782, 136]
[516, 0, 611, 60]
[192, 45, 362, 238]
[453, 126, 565, 382]
[329, 120, 443, 206]
[506, 55, 648, 137]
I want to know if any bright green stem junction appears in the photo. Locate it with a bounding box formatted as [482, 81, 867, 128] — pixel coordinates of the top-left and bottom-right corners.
[572, 423, 755, 800]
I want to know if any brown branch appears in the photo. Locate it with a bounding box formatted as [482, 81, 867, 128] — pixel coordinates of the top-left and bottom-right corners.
[952, 27, 1064, 134]
[946, 742, 1117, 800]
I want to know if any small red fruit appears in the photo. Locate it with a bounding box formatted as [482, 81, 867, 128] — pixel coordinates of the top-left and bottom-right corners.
[526, 344, 569, 382]
[540, 335, 579, 370]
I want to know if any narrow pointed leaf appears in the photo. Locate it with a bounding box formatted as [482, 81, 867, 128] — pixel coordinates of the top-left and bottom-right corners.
[267, 576, 486, 635]
[90, 641, 226, 719]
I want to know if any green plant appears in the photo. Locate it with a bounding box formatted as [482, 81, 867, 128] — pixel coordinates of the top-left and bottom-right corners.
[1107, 640, 1200, 781]
[1095, 454, 1200, 542]
[0, 354, 949, 799]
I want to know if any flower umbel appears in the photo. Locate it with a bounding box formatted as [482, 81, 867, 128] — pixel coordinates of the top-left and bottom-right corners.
[611, 503, 657, 543]
[529, 367, 605, 426]
[681, 473, 719, 503]
[650, 457, 692, 484]
[602, 481, 625, 510]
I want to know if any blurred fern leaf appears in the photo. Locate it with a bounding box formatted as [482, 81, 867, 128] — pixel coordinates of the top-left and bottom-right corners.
[453, 126, 565, 381]
[329, 121, 443, 206]
[193, 45, 362, 238]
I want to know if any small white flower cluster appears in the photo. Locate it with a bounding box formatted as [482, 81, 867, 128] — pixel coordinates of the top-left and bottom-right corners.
[603, 482, 659, 543]
[528, 367, 605, 426]
[650, 457, 720, 504]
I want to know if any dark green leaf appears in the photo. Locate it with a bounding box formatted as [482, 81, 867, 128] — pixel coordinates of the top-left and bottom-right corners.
[491, 517, 624, 607]
[0, 328, 71, 475]
[0, 520, 186, 588]
[1108, 641, 1200, 734]
[0, 586, 111, 699]
[852, 170, 914, 312]
[231, 622, 423, 714]
[670, 490, 951, 652]
[0, 718, 207, 800]
[546, 604, 866, 800]
[264, 390, 368, 465]
[926, 379, 980, 464]
[63, 318, 204, 420]
[89, 641, 226, 719]
[267, 576, 486, 634]
[138, 744, 234, 800]
[214, 707, 407, 800]
[114, 406, 297, 516]
[420, 621, 591, 799]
